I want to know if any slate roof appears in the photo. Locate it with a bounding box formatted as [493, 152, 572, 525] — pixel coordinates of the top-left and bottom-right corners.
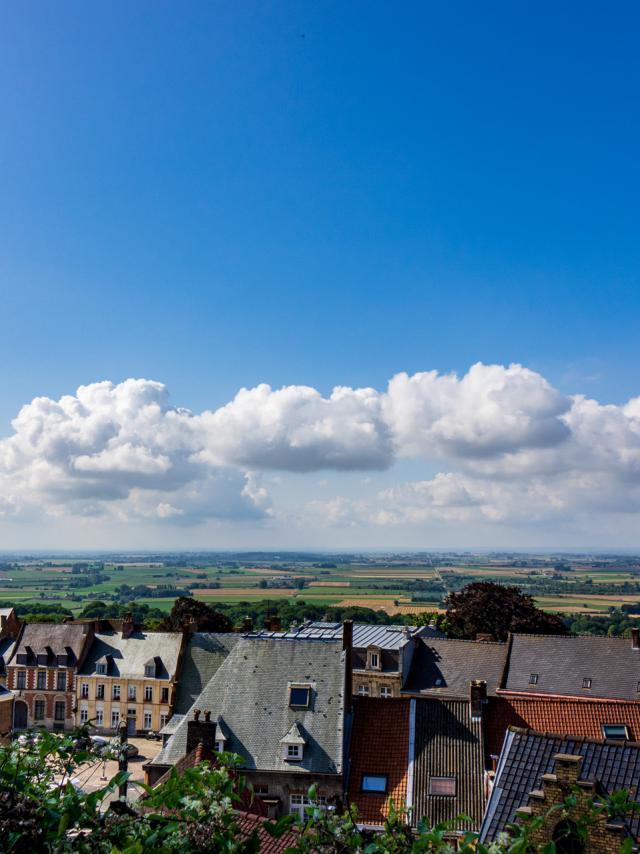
[347, 698, 410, 825]
[486, 696, 640, 757]
[149, 637, 346, 776]
[503, 634, 640, 700]
[0, 637, 18, 672]
[480, 729, 640, 842]
[79, 630, 182, 679]
[413, 698, 486, 830]
[14, 622, 90, 664]
[173, 632, 240, 715]
[403, 638, 507, 697]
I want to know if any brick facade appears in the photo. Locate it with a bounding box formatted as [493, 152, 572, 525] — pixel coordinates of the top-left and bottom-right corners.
[515, 753, 631, 852]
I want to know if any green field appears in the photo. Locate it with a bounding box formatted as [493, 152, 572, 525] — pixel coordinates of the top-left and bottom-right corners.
[1, 555, 639, 620]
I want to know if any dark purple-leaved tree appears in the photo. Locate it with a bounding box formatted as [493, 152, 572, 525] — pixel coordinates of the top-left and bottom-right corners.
[158, 596, 233, 632]
[445, 582, 568, 641]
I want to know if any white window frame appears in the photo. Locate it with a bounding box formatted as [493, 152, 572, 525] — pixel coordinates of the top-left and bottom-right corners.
[357, 684, 370, 697]
[379, 685, 392, 698]
[112, 684, 121, 700]
[144, 685, 153, 701]
[289, 793, 327, 819]
[80, 682, 89, 698]
[79, 706, 89, 724]
[111, 710, 120, 729]
[144, 712, 153, 729]
[160, 713, 168, 728]
[128, 685, 136, 701]
[95, 708, 104, 726]
[285, 743, 302, 761]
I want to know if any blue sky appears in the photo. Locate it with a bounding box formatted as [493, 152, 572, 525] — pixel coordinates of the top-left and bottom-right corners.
[1, 3, 639, 549]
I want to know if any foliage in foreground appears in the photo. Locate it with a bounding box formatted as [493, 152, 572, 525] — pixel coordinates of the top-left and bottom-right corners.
[0, 729, 637, 853]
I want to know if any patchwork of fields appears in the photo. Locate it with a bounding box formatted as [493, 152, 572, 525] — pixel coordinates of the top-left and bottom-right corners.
[1, 556, 640, 619]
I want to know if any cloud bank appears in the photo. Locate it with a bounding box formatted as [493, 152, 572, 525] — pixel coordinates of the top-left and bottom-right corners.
[1, 364, 639, 536]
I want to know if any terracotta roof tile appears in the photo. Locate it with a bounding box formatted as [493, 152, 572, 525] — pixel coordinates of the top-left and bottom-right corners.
[486, 695, 640, 757]
[347, 697, 410, 825]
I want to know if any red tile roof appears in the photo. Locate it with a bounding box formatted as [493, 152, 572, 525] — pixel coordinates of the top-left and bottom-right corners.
[235, 811, 298, 853]
[486, 695, 640, 757]
[347, 697, 410, 825]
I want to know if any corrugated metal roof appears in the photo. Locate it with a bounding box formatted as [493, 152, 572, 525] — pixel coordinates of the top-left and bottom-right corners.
[245, 622, 441, 650]
[412, 698, 486, 830]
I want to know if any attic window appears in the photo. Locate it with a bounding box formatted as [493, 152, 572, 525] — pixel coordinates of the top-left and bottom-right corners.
[289, 686, 311, 708]
[145, 664, 156, 677]
[367, 648, 381, 670]
[429, 776, 456, 796]
[529, 674, 539, 685]
[96, 663, 106, 675]
[362, 775, 387, 793]
[287, 744, 302, 760]
[602, 724, 629, 741]
[582, 678, 592, 689]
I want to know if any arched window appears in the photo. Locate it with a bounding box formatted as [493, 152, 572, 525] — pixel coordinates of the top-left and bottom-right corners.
[552, 820, 585, 854]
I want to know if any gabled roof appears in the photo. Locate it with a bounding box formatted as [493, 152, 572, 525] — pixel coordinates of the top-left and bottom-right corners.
[413, 697, 486, 830]
[79, 630, 182, 679]
[486, 695, 640, 757]
[403, 638, 507, 697]
[280, 721, 307, 745]
[14, 622, 90, 663]
[480, 729, 640, 842]
[173, 632, 240, 715]
[150, 637, 346, 775]
[503, 634, 640, 700]
[216, 716, 231, 741]
[347, 698, 410, 825]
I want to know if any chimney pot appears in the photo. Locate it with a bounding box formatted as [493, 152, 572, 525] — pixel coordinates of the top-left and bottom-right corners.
[194, 709, 201, 721]
[632, 628, 640, 650]
[470, 679, 488, 719]
[204, 710, 211, 722]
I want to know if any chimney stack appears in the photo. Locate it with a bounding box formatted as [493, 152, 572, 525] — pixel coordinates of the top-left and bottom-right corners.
[470, 679, 487, 720]
[187, 708, 217, 755]
[632, 628, 640, 650]
[343, 620, 353, 715]
[122, 613, 134, 639]
[242, 615, 253, 633]
[270, 615, 282, 632]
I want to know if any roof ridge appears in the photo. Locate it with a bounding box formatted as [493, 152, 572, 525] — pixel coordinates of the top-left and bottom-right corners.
[509, 726, 640, 749]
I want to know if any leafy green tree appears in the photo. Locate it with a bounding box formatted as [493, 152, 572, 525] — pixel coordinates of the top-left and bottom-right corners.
[158, 596, 233, 632]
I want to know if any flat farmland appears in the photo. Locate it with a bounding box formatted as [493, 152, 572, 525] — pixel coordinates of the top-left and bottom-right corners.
[1, 556, 639, 623]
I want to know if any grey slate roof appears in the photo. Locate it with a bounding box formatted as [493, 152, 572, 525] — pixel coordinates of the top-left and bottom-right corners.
[15, 622, 90, 664]
[503, 634, 640, 700]
[173, 632, 240, 715]
[0, 637, 18, 671]
[413, 698, 486, 830]
[150, 637, 346, 776]
[403, 638, 508, 697]
[79, 630, 182, 679]
[159, 714, 184, 736]
[246, 622, 440, 650]
[480, 729, 640, 842]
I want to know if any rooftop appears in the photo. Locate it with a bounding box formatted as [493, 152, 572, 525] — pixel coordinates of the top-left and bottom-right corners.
[245, 621, 441, 650]
[15, 622, 91, 662]
[503, 633, 640, 700]
[403, 638, 508, 697]
[173, 632, 240, 715]
[79, 630, 183, 679]
[480, 728, 640, 842]
[150, 636, 346, 776]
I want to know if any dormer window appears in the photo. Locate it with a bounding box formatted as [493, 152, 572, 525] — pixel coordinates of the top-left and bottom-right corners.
[289, 685, 311, 709]
[96, 663, 106, 675]
[215, 740, 225, 753]
[144, 658, 158, 678]
[280, 722, 307, 762]
[367, 647, 381, 671]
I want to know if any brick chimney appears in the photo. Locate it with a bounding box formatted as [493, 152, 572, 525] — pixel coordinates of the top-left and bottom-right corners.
[242, 615, 253, 633]
[632, 628, 640, 650]
[343, 620, 353, 715]
[270, 615, 282, 632]
[121, 613, 135, 639]
[187, 709, 217, 755]
[470, 679, 487, 720]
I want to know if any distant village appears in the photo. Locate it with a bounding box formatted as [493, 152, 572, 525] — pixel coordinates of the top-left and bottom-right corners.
[2, 600, 640, 851]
